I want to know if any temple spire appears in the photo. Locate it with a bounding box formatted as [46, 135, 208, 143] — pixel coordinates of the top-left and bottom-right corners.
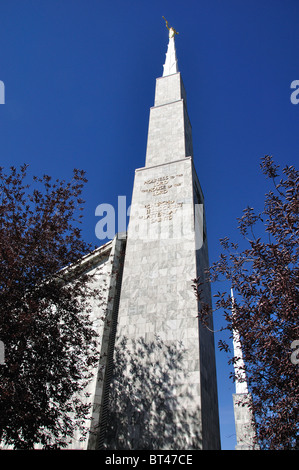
[162, 17, 179, 76]
[231, 288, 260, 450]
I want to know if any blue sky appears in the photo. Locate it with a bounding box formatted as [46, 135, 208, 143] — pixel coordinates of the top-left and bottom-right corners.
[0, 0, 298, 450]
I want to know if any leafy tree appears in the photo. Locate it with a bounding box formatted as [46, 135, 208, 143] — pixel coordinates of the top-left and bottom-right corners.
[0, 164, 101, 449]
[195, 156, 299, 450]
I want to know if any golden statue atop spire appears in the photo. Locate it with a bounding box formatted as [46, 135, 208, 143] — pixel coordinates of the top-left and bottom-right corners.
[162, 16, 179, 39]
[162, 16, 179, 76]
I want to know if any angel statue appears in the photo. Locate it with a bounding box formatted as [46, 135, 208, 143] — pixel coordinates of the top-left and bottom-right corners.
[162, 16, 179, 39]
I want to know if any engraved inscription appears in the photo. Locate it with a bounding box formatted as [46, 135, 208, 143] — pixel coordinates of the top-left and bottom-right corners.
[141, 200, 184, 223]
[141, 174, 183, 196]
[140, 174, 184, 223]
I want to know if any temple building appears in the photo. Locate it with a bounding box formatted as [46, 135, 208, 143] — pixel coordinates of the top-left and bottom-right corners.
[69, 21, 221, 450]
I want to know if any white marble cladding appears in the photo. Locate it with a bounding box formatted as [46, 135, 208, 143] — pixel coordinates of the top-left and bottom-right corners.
[116, 157, 204, 448]
[145, 102, 193, 167]
[233, 394, 259, 450]
[154, 72, 186, 107]
[145, 73, 193, 167]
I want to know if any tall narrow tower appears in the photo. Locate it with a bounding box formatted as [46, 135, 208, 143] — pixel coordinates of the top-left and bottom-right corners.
[231, 289, 259, 450]
[104, 22, 220, 450]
